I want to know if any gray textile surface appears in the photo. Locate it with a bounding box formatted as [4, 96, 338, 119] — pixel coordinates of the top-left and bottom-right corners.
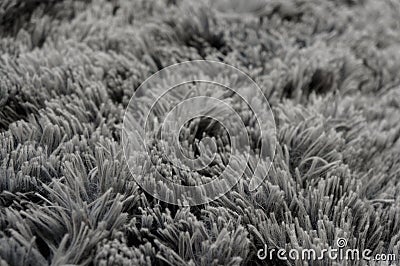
[1, 0, 400, 265]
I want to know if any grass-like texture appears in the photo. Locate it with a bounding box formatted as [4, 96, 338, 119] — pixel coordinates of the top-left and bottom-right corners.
[1, 0, 400, 265]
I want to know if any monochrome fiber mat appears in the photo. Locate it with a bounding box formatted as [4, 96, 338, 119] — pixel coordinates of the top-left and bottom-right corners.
[1, 0, 400, 265]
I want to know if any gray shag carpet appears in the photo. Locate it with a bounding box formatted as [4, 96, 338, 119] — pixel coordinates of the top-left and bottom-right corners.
[1, 0, 400, 265]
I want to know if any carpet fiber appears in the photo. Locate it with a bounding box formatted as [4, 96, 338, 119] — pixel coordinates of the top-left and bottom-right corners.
[1, 0, 400, 265]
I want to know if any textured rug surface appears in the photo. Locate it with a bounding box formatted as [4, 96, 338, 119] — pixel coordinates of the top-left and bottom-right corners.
[1, 0, 400, 265]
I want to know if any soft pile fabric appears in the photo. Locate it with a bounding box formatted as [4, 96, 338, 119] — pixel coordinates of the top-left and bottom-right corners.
[1, 0, 400, 265]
